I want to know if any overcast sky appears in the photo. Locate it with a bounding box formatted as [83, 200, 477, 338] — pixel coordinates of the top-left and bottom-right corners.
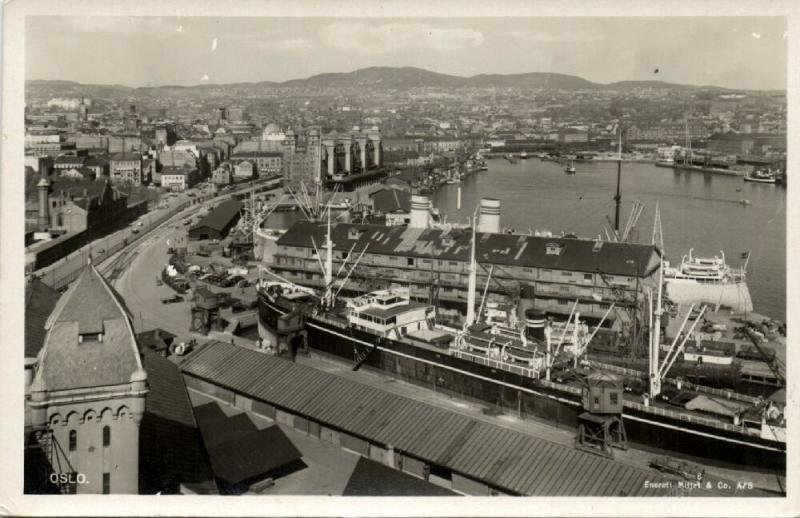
[26, 16, 787, 90]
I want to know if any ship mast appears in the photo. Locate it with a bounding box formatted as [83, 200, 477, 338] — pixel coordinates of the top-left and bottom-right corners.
[648, 257, 664, 398]
[651, 201, 664, 256]
[614, 124, 622, 233]
[465, 207, 479, 327]
[684, 116, 692, 167]
[323, 204, 333, 308]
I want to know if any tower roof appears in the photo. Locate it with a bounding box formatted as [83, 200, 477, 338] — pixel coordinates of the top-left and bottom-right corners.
[35, 261, 143, 392]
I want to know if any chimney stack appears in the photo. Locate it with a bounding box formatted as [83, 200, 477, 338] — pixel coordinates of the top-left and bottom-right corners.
[37, 168, 50, 230]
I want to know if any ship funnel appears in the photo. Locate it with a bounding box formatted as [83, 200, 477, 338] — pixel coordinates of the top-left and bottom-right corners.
[477, 198, 501, 234]
[410, 194, 430, 229]
[525, 308, 547, 341]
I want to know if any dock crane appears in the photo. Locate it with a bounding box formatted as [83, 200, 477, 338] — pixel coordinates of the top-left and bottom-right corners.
[647, 258, 709, 399]
[742, 328, 786, 387]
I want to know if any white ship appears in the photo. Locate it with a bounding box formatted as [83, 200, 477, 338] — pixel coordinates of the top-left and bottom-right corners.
[663, 249, 753, 313]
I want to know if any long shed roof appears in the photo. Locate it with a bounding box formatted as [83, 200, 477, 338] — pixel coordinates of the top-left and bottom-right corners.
[181, 341, 673, 496]
[276, 221, 659, 277]
[191, 199, 242, 233]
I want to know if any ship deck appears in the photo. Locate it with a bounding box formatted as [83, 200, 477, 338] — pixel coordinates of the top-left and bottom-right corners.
[664, 306, 786, 381]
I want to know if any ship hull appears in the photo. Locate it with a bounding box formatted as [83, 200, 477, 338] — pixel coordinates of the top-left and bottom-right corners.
[255, 293, 783, 470]
[299, 316, 784, 471]
[743, 176, 777, 184]
[665, 277, 753, 313]
[655, 162, 742, 176]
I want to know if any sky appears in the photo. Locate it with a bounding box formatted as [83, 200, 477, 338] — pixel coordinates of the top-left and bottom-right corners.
[26, 16, 787, 90]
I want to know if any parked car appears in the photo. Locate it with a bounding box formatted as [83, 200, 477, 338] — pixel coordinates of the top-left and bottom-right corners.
[160, 295, 183, 304]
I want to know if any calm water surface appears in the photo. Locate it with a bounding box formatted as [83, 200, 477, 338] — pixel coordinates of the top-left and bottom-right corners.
[433, 159, 786, 320]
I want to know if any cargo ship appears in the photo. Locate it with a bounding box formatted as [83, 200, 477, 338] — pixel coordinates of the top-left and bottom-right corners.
[257, 220, 786, 471]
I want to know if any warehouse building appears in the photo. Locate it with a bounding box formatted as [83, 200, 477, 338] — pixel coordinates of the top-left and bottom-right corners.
[180, 341, 675, 497]
[266, 218, 661, 324]
[189, 199, 242, 241]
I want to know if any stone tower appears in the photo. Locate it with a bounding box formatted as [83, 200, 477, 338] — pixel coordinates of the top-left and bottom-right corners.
[27, 260, 148, 494]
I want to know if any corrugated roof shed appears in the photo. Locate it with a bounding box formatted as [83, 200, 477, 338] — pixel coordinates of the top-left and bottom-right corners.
[181, 342, 672, 496]
[276, 221, 659, 277]
[191, 199, 242, 233]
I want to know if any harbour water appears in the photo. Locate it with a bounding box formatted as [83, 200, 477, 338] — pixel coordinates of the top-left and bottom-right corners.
[434, 159, 786, 320]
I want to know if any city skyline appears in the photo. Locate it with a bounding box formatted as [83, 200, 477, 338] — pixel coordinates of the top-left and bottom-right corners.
[26, 16, 787, 90]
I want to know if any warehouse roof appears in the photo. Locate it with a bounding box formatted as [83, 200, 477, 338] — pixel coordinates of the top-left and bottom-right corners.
[343, 457, 457, 496]
[371, 188, 411, 214]
[191, 199, 242, 233]
[276, 221, 660, 277]
[138, 353, 217, 495]
[142, 350, 197, 429]
[25, 278, 62, 359]
[181, 342, 673, 496]
[193, 402, 302, 485]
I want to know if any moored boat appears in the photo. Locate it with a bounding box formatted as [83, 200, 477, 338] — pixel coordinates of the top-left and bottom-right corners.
[744, 169, 777, 184]
[663, 249, 753, 314]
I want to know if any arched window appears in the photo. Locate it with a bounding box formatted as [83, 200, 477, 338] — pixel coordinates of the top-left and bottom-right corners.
[68, 430, 77, 451]
[102, 426, 110, 448]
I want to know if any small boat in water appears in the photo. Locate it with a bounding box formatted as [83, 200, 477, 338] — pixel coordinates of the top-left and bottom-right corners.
[744, 168, 777, 184]
[565, 160, 576, 174]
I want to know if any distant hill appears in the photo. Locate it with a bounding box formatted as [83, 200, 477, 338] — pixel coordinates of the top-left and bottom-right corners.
[26, 66, 768, 95]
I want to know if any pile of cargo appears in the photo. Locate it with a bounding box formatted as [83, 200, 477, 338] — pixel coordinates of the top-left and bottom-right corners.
[161, 265, 189, 294]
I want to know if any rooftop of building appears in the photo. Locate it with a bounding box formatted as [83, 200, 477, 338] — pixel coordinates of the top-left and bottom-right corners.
[370, 187, 411, 214]
[231, 151, 283, 158]
[139, 349, 217, 494]
[277, 220, 660, 277]
[25, 277, 62, 359]
[343, 457, 457, 496]
[85, 156, 110, 167]
[161, 167, 196, 176]
[111, 152, 143, 161]
[34, 261, 143, 392]
[54, 155, 86, 165]
[191, 199, 243, 232]
[180, 341, 674, 497]
[43, 178, 122, 207]
[193, 402, 303, 486]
